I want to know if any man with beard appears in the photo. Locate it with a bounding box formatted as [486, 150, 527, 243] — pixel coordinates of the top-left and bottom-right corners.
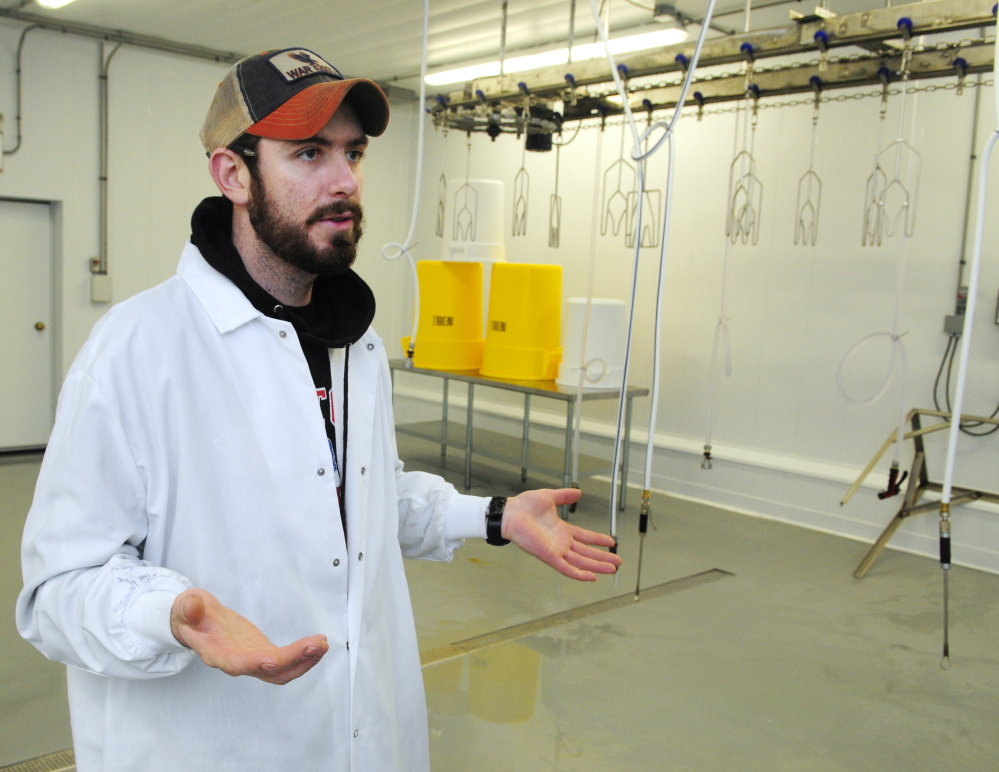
[16, 48, 621, 772]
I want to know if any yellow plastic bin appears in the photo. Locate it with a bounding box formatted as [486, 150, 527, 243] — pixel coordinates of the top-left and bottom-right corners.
[401, 260, 483, 370]
[480, 263, 562, 380]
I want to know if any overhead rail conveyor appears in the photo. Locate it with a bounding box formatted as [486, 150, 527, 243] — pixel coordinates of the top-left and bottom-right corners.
[429, 0, 997, 134]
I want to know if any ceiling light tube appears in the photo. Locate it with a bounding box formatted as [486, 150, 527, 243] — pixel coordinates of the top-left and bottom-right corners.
[36, 0, 80, 8]
[426, 27, 688, 86]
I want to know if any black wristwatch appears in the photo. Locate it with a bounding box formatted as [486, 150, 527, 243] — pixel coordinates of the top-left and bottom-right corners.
[485, 497, 510, 546]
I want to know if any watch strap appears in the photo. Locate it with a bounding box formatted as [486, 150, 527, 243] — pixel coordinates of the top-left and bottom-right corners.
[485, 497, 510, 546]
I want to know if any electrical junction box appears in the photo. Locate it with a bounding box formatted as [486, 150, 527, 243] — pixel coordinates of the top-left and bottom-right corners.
[944, 314, 964, 336]
[91, 272, 113, 304]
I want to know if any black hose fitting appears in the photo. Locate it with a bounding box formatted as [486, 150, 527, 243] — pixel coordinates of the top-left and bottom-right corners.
[877, 465, 908, 499]
[939, 513, 951, 567]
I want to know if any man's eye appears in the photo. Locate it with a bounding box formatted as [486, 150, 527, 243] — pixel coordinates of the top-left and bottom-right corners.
[347, 149, 365, 163]
[299, 148, 321, 161]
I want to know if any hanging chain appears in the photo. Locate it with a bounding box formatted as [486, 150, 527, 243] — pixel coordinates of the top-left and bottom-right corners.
[579, 36, 996, 102]
[571, 77, 994, 131]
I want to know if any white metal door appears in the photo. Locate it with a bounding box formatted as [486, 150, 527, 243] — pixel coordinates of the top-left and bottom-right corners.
[0, 199, 54, 450]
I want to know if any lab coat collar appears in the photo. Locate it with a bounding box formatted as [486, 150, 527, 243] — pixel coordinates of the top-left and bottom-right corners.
[176, 242, 262, 334]
[189, 195, 376, 348]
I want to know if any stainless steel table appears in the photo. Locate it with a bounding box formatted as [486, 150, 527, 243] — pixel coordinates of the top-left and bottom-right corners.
[389, 360, 648, 511]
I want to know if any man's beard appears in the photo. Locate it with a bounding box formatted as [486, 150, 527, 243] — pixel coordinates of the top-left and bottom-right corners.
[247, 174, 364, 277]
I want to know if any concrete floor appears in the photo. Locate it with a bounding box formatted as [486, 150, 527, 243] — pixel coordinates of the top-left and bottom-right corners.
[400, 437, 999, 772]
[0, 454, 72, 769]
[2, 439, 998, 770]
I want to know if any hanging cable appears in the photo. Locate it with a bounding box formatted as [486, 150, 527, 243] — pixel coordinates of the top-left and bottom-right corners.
[586, 0, 718, 584]
[381, 0, 430, 368]
[701, 0, 759, 470]
[836, 32, 921, 501]
[702, 106, 742, 471]
[569, 122, 606, 497]
[937, 19, 999, 666]
[933, 334, 999, 436]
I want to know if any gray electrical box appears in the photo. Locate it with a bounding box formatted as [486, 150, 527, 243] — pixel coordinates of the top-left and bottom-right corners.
[944, 314, 965, 336]
[91, 272, 113, 304]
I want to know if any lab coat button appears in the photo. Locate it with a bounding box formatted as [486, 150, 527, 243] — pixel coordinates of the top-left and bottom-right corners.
[358, 552, 363, 561]
[279, 330, 287, 338]
[333, 558, 340, 567]
[318, 468, 325, 476]
[360, 467, 366, 475]
[366, 343, 374, 350]
[353, 729, 359, 738]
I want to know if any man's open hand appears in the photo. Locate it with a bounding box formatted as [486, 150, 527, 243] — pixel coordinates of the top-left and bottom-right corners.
[170, 588, 329, 685]
[502, 488, 622, 581]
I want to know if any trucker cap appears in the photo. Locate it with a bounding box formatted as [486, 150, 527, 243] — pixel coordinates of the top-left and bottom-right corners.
[200, 47, 390, 153]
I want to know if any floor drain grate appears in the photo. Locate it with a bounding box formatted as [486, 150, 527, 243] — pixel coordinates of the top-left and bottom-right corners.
[421, 567, 734, 666]
[0, 750, 74, 772]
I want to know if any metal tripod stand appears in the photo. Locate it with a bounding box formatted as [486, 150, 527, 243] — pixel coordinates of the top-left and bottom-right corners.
[847, 408, 999, 578]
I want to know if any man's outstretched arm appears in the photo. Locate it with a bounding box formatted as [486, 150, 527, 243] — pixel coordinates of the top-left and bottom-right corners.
[502, 488, 622, 581]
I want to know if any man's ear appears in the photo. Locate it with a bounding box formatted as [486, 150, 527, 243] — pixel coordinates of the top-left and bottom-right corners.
[208, 148, 252, 206]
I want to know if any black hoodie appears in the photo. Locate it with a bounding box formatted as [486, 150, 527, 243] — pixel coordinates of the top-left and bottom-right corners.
[190, 195, 371, 533]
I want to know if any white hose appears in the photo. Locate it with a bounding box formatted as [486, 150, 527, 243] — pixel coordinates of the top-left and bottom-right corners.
[941, 131, 999, 501]
[643, 134, 676, 486]
[381, 0, 430, 358]
[570, 125, 606, 484]
[834, 242, 911, 469]
[936, 36, 999, 666]
[586, 0, 718, 539]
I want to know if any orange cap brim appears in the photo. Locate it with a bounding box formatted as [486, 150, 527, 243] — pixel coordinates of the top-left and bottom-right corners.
[247, 79, 389, 140]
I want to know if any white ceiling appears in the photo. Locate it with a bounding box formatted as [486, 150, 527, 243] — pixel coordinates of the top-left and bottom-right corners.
[7, 0, 896, 87]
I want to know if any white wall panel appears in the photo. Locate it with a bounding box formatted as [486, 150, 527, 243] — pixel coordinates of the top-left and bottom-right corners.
[401, 78, 999, 571]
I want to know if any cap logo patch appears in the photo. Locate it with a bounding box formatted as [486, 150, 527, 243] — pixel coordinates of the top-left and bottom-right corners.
[267, 49, 343, 83]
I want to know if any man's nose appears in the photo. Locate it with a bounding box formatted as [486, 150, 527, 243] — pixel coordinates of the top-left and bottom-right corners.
[328, 156, 359, 198]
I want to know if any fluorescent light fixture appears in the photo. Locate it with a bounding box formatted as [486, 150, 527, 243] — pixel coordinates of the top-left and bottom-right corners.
[36, 0, 79, 7]
[426, 27, 689, 86]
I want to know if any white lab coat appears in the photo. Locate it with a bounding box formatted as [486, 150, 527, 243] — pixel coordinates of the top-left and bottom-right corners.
[17, 243, 488, 772]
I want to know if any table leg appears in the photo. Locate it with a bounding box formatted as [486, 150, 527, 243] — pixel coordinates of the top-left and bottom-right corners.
[620, 395, 634, 511]
[521, 394, 531, 482]
[441, 379, 449, 458]
[561, 400, 575, 519]
[464, 384, 474, 491]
